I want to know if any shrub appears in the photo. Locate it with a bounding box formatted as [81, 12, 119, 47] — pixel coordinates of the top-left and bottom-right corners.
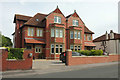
[77, 50, 103, 56]
[7, 48, 24, 59]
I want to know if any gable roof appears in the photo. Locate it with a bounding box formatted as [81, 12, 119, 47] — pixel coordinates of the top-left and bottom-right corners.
[93, 32, 120, 42]
[24, 13, 47, 27]
[13, 14, 32, 23]
[46, 6, 65, 18]
[66, 10, 84, 24]
[84, 26, 94, 34]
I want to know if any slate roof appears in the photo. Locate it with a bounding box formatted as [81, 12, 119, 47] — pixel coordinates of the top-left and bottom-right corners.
[84, 26, 94, 34]
[93, 33, 120, 42]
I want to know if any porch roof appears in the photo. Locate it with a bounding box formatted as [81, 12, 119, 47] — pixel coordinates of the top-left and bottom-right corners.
[25, 39, 45, 44]
[84, 42, 96, 47]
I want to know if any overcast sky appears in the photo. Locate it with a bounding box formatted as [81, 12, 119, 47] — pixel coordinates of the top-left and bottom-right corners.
[0, 0, 119, 42]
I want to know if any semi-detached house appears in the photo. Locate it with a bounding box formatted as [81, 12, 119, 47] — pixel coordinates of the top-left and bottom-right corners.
[12, 6, 95, 59]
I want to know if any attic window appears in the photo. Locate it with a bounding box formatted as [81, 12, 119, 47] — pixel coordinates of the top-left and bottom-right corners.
[36, 19, 39, 21]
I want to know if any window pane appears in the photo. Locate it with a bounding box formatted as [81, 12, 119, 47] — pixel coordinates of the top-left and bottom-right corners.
[60, 30, 63, 37]
[75, 46, 77, 51]
[84, 34, 86, 40]
[60, 45, 63, 53]
[78, 32, 80, 39]
[70, 45, 74, 51]
[31, 28, 34, 36]
[70, 31, 73, 39]
[28, 28, 31, 36]
[40, 30, 42, 37]
[39, 48, 41, 52]
[78, 46, 81, 51]
[56, 45, 59, 53]
[58, 17, 61, 23]
[36, 48, 38, 53]
[56, 29, 59, 37]
[73, 20, 75, 26]
[76, 20, 78, 26]
[75, 31, 77, 39]
[54, 16, 57, 23]
[51, 44, 54, 53]
[51, 28, 54, 37]
[37, 29, 39, 36]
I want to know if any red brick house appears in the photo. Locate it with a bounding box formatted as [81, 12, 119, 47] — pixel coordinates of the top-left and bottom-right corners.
[12, 6, 95, 59]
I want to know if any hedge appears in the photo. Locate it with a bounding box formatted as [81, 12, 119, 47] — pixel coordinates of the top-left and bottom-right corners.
[7, 48, 24, 59]
[77, 50, 103, 56]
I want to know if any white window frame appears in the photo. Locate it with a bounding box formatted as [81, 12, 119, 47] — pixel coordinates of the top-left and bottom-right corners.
[35, 47, 42, 53]
[37, 28, 43, 37]
[74, 31, 77, 39]
[51, 44, 54, 54]
[54, 16, 61, 24]
[28, 27, 34, 36]
[73, 20, 79, 26]
[51, 28, 54, 37]
[70, 31, 74, 39]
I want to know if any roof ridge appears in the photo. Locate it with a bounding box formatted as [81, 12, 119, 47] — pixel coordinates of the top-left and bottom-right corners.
[15, 14, 32, 18]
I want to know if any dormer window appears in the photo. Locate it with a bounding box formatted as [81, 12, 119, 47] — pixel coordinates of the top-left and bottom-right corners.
[73, 20, 78, 26]
[54, 16, 61, 24]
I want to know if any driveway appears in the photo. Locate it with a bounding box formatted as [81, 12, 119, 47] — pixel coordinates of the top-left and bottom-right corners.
[32, 59, 65, 70]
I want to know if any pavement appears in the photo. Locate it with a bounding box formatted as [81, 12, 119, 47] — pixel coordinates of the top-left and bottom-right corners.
[2, 60, 119, 78]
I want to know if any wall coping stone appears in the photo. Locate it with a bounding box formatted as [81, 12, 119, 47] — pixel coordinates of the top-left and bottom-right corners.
[72, 56, 109, 57]
[6, 59, 25, 61]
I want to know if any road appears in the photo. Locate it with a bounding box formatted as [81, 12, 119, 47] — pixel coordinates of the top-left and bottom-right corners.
[10, 64, 118, 78]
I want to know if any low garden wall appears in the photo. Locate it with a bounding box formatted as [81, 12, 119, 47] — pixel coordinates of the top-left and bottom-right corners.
[66, 49, 120, 66]
[1, 48, 33, 71]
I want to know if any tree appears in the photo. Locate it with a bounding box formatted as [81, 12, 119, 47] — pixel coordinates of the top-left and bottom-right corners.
[0, 33, 13, 47]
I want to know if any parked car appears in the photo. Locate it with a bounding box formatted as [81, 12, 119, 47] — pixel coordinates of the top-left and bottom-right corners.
[60, 51, 85, 63]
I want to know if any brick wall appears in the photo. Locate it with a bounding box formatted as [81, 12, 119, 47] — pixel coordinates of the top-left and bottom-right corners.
[1, 49, 33, 71]
[66, 49, 120, 66]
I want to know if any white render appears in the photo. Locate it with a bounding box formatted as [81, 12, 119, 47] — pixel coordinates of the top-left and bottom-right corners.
[94, 39, 120, 54]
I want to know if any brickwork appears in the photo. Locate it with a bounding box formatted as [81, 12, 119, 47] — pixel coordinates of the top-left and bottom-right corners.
[1, 49, 33, 71]
[66, 50, 120, 66]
